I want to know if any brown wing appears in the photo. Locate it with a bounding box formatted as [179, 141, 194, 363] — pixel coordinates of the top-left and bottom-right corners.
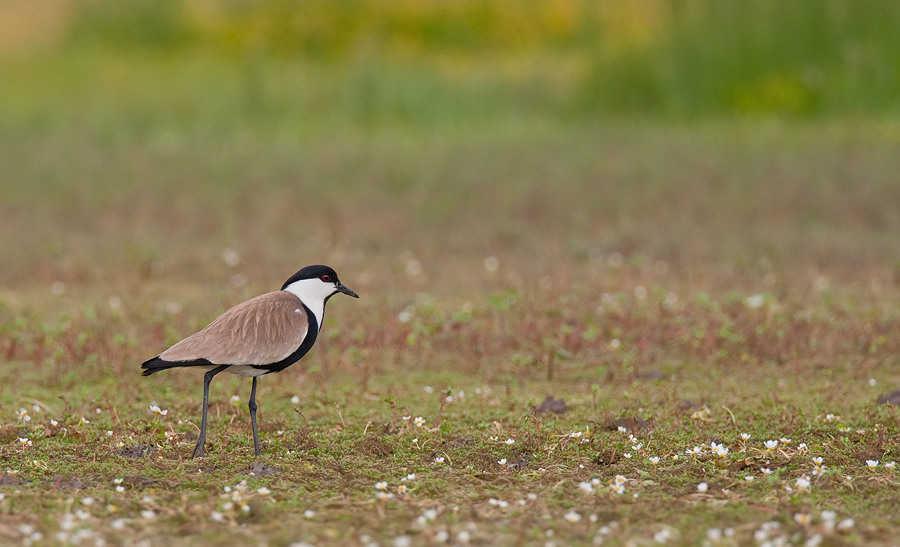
[160, 291, 309, 365]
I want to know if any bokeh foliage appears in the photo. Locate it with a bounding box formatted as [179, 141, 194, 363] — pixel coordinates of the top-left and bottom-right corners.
[52, 0, 900, 117]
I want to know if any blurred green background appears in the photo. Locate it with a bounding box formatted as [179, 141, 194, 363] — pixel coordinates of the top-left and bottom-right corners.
[1, 0, 899, 294]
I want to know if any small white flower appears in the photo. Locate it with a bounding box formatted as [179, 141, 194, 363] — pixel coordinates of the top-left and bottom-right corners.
[230, 395, 240, 404]
[764, 440, 778, 450]
[578, 482, 594, 493]
[648, 456, 660, 465]
[796, 476, 811, 491]
[715, 446, 728, 457]
[761, 467, 773, 475]
[396, 484, 407, 494]
[257, 487, 270, 496]
[564, 511, 582, 523]
[740, 433, 751, 440]
[81, 497, 94, 506]
[414, 416, 425, 427]
[80, 417, 90, 424]
[404, 473, 416, 481]
[375, 481, 388, 491]
[612, 484, 625, 494]
[290, 395, 301, 405]
[434, 456, 445, 463]
[149, 404, 167, 416]
[505, 438, 515, 445]
[812, 456, 823, 464]
[836, 518, 854, 531]
[304, 509, 315, 518]
[210, 511, 225, 522]
[697, 482, 708, 493]
[780, 437, 791, 445]
[50, 419, 59, 426]
[866, 460, 878, 469]
[745, 475, 755, 481]
[885, 461, 896, 469]
[745, 294, 764, 308]
[115, 486, 125, 493]
[141, 510, 156, 519]
[617, 426, 627, 433]
[624, 452, 632, 459]
[497, 458, 507, 465]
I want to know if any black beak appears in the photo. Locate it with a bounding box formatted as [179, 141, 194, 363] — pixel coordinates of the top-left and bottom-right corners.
[336, 282, 359, 298]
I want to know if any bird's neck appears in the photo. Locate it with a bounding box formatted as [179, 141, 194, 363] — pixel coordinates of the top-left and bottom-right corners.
[305, 300, 325, 331]
[283, 281, 328, 331]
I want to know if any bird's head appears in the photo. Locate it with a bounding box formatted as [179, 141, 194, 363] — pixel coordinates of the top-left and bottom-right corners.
[281, 265, 359, 305]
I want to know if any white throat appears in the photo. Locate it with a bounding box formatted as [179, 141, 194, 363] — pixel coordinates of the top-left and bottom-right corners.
[283, 278, 335, 331]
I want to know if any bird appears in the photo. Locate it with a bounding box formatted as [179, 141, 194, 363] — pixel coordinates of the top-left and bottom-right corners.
[141, 265, 358, 458]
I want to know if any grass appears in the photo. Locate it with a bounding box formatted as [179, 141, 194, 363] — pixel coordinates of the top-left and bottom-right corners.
[2, 4, 900, 545]
[2, 109, 899, 543]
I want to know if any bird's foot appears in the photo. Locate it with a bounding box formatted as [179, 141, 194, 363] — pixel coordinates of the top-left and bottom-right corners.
[191, 440, 205, 459]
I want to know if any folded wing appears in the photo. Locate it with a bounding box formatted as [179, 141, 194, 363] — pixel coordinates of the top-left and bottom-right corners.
[161, 291, 309, 365]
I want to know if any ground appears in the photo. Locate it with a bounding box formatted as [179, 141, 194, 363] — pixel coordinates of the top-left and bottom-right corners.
[1, 29, 900, 546]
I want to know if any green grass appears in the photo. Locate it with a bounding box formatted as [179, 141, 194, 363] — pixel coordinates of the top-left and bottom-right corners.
[2, 4, 900, 545]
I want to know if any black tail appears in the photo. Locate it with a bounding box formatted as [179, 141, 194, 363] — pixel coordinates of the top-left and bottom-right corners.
[141, 356, 176, 376]
[141, 356, 213, 376]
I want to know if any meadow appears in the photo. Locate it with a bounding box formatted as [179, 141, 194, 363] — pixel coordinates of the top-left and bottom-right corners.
[1, 2, 900, 545]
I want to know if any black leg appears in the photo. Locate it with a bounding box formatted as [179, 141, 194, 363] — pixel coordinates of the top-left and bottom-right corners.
[192, 365, 229, 458]
[249, 376, 260, 456]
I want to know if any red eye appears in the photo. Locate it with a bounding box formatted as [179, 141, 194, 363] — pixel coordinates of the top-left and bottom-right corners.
[321, 274, 332, 282]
